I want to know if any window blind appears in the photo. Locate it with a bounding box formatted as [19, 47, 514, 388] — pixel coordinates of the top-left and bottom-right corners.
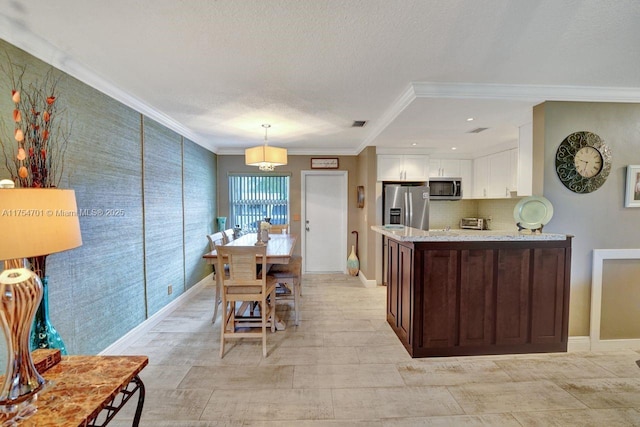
[229, 174, 290, 232]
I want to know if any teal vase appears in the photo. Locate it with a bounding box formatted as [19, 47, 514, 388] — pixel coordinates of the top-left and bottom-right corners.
[30, 276, 67, 355]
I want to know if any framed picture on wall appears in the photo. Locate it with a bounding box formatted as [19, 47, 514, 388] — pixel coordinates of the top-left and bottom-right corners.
[625, 165, 640, 207]
[311, 158, 339, 169]
[357, 186, 365, 208]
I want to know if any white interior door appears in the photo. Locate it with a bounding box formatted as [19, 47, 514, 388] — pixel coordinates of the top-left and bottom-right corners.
[302, 171, 348, 273]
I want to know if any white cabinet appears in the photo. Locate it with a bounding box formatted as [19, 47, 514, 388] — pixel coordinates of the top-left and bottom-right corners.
[473, 156, 489, 198]
[430, 158, 473, 199]
[472, 149, 518, 199]
[488, 151, 511, 198]
[509, 148, 518, 192]
[459, 160, 473, 199]
[377, 154, 428, 181]
[428, 159, 464, 177]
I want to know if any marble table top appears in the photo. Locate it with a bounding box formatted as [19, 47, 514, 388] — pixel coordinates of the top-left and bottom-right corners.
[0, 350, 148, 426]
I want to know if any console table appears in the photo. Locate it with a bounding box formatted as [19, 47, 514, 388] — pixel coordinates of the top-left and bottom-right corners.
[0, 350, 148, 426]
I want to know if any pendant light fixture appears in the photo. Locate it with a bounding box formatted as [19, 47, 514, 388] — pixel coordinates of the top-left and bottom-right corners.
[245, 124, 287, 171]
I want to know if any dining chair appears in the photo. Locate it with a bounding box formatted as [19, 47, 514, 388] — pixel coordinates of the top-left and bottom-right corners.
[222, 228, 235, 244]
[216, 245, 277, 358]
[206, 232, 227, 324]
[269, 224, 289, 234]
[270, 254, 302, 325]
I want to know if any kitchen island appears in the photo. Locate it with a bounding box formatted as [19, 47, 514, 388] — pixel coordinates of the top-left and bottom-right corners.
[372, 225, 572, 358]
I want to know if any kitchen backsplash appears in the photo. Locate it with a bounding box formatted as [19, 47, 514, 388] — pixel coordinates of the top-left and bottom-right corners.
[478, 198, 521, 231]
[429, 200, 478, 229]
[429, 198, 521, 231]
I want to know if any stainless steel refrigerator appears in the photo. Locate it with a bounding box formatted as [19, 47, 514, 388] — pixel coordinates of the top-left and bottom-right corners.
[383, 183, 430, 229]
[382, 183, 429, 285]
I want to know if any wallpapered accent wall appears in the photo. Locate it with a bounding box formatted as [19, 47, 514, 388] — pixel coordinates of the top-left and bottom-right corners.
[0, 39, 217, 355]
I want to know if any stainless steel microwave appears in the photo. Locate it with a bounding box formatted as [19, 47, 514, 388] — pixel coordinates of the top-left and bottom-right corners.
[429, 177, 462, 200]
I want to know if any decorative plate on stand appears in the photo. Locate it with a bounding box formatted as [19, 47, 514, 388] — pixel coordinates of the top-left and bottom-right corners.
[513, 196, 554, 233]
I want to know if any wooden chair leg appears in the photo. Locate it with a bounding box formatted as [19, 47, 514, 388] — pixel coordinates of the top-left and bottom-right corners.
[270, 289, 276, 333]
[294, 279, 300, 326]
[262, 298, 268, 357]
[211, 274, 221, 324]
[220, 295, 227, 358]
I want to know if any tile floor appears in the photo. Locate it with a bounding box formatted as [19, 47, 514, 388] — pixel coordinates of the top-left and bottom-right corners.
[111, 274, 640, 426]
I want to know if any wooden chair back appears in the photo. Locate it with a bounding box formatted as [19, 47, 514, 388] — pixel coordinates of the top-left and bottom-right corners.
[269, 224, 289, 234]
[222, 229, 235, 244]
[217, 245, 267, 285]
[207, 232, 226, 251]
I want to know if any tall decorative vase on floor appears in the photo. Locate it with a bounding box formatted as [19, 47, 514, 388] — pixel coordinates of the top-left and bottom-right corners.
[347, 245, 359, 276]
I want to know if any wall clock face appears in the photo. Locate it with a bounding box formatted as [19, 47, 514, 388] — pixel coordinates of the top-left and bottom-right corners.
[555, 131, 611, 193]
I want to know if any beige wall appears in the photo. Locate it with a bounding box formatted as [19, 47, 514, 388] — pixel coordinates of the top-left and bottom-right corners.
[355, 146, 378, 280]
[216, 155, 360, 262]
[601, 259, 640, 339]
[538, 101, 640, 336]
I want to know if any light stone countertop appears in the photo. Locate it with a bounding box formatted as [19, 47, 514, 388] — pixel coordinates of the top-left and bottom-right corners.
[371, 225, 570, 242]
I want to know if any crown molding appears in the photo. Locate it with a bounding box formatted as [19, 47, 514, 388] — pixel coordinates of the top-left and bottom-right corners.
[217, 147, 358, 156]
[0, 26, 213, 153]
[356, 84, 417, 153]
[411, 82, 640, 102]
[359, 81, 640, 153]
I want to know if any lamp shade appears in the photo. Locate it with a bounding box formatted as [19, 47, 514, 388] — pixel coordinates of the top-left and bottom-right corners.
[245, 145, 288, 167]
[0, 189, 82, 261]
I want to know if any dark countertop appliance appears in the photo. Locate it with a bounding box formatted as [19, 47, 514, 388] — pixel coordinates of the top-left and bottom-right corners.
[429, 177, 462, 200]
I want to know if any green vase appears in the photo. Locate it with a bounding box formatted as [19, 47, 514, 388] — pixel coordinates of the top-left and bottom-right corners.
[30, 276, 68, 355]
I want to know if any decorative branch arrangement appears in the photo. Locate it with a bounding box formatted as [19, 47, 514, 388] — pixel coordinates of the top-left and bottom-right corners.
[0, 54, 71, 189]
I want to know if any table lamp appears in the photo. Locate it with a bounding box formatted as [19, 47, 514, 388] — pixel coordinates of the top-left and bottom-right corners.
[0, 188, 82, 414]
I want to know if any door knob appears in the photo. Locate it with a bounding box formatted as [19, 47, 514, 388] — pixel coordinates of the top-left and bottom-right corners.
[306, 226, 310, 231]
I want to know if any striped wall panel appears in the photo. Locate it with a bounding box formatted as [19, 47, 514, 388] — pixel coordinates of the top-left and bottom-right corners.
[183, 139, 216, 289]
[142, 117, 185, 316]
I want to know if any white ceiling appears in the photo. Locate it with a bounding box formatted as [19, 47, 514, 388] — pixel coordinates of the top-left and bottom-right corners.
[2, 0, 640, 157]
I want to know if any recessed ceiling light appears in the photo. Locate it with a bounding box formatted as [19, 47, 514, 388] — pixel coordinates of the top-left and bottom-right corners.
[467, 117, 474, 121]
[411, 143, 417, 146]
[451, 147, 457, 150]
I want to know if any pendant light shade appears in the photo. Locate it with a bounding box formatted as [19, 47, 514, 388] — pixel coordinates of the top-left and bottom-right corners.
[245, 124, 287, 171]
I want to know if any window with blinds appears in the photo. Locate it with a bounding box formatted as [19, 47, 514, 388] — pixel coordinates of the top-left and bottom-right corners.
[229, 174, 290, 232]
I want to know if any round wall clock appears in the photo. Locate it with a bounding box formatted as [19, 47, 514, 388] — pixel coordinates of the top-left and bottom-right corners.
[555, 131, 612, 193]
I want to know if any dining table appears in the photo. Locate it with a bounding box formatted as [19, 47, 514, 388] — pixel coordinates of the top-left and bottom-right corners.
[202, 232, 298, 328]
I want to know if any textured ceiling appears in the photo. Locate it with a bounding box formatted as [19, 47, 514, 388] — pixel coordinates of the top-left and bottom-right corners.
[2, 0, 640, 156]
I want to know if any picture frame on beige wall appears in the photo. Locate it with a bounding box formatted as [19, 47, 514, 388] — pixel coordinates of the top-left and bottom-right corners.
[624, 165, 640, 207]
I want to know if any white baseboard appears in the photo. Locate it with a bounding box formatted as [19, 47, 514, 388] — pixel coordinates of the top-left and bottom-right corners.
[100, 274, 214, 355]
[567, 336, 591, 352]
[567, 335, 640, 352]
[591, 338, 640, 352]
[357, 271, 378, 288]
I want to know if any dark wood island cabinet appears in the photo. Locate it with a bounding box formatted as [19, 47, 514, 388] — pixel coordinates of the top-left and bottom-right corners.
[376, 226, 572, 358]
